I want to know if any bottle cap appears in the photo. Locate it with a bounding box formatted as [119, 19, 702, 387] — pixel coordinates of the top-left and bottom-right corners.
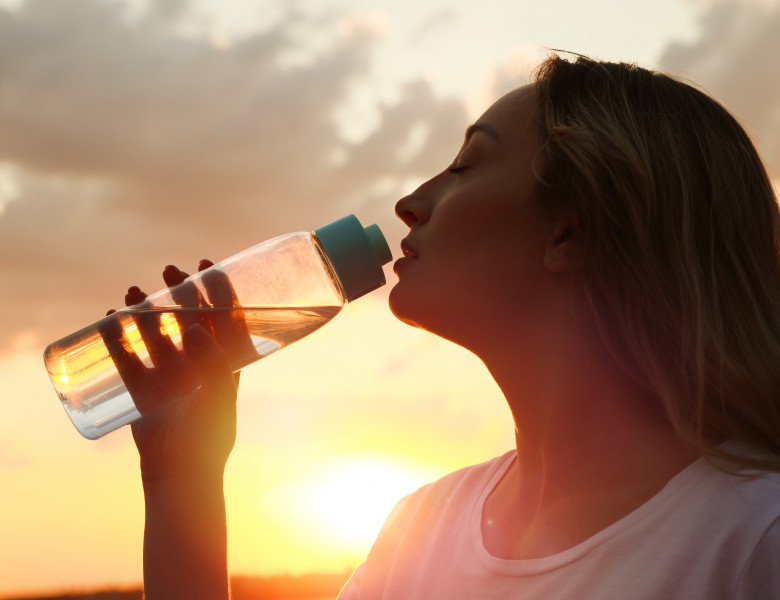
[314, 214, 392, 302]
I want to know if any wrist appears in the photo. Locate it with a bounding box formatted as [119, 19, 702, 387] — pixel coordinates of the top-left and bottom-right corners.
[141, 464, 226, 495]
[138, 450, 229, 485]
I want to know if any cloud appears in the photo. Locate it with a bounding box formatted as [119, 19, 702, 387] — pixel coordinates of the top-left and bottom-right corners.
[413, 8, 458, 37]
[659, 0, 780, 177]
[0, 0, 467, 347]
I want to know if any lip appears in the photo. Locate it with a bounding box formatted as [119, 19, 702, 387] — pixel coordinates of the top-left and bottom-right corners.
[394, 239, 418, 274]
[400, 239, 418, 259]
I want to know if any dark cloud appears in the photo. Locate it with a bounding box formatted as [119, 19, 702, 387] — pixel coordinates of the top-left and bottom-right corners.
[0, 0, 467, 346]
[659, 0, 780, 176]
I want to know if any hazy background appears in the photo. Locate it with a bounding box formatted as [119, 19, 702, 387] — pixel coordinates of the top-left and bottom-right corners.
[1, 0, 778, 596]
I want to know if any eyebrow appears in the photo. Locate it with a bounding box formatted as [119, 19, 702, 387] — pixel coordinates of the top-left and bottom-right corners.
[464, 122, 500, 143]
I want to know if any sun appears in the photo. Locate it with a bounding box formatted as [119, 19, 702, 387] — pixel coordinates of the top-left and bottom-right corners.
[260, 452, 446, 556]
[297, 454, 437, 547]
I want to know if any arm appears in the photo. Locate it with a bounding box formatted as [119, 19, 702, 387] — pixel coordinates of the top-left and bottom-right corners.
[142, 468, 230, 600]
[137, 323, 237, 600]
[112, 264, 241, 600]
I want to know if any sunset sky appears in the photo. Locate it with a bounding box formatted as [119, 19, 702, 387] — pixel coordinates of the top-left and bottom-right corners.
[1, 0, 779, 596]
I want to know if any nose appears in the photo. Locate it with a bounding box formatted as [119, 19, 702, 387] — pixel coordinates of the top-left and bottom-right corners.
[395, 171, 445, 227]
[395, 193, 427, 228]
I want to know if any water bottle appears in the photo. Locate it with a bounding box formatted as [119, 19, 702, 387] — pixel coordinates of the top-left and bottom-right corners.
[43, 214, 392, 439]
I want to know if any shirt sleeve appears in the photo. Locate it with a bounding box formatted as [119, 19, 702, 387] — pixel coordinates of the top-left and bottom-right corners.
[735, 516, 780, 599]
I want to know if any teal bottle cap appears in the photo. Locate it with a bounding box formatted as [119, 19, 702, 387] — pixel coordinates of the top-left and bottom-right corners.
[314, 214, 392, 302]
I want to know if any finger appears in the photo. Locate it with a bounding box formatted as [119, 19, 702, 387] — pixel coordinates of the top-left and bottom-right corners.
[162, 264, 189, 288]
[114, 284, 187, 414]
[132, 301, 181, 371]
[198, 259, 214, 272]
[201, 267, 237, 308]
[98, 313, 155, 412]
[125, 285, 147, 307]
[200, 267, 256, 369]
[105, 288, 153, 408]
[100, 313, 146, 378]
[163, 265, 213, 334]
[117, 282, 181, 370]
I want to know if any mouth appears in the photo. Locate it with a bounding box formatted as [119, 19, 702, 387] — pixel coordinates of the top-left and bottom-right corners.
[400, 240, 418, 259]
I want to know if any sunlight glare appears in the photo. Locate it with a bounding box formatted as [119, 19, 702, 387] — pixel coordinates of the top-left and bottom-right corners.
[159, 311, 181, 338]
[262, 453, 446, 553]
[57, 359, 70, 385]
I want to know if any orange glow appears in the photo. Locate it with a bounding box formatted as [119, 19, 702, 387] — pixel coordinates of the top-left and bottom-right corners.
[287, 454, 442, 547]
[253, 453, 447, 560]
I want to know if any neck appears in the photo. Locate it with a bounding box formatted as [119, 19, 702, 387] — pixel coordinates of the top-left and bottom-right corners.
[473, 285, 698, 559]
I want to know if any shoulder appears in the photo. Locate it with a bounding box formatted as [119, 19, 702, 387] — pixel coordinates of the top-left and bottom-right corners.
[682, 456, 780, 592]
[704, 452, 780, 518]
[373, 450, 514, 540]
[682, 454, 780, 542]
[395, 450, 515, 512]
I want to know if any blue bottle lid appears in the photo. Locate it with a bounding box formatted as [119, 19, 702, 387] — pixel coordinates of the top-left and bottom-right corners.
[314, 214, 393, 302]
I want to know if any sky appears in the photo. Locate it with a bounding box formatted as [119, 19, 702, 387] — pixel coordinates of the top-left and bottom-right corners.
[1, 0, 779, 596]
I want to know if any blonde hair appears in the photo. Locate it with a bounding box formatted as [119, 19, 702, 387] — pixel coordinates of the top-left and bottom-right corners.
[533, 54, 780, 471]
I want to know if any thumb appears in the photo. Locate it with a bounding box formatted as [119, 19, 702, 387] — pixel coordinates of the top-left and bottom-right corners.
[182, 324, 238, 408]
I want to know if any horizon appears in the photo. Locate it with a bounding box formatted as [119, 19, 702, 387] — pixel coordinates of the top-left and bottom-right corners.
[0, 570, 350, 600]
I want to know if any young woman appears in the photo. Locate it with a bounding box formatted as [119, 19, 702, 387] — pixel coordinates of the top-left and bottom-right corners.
[120, 54, 780, 599]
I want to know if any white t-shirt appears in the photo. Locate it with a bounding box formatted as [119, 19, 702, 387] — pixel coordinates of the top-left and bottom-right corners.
[339, 449, 780, 599]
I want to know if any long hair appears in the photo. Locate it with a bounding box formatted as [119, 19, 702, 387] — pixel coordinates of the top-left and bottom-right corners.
[533, 54, 780, 471]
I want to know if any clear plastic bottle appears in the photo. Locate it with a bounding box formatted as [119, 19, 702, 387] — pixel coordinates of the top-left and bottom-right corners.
[43, 214, 392, 439]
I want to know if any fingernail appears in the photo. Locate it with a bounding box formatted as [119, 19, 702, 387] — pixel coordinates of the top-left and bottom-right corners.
[127, 286, 141, 294]
[164, 265, 179, 273]
[198, 259, 213, 270]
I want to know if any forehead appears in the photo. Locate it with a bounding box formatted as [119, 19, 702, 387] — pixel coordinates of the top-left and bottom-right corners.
[476, 85, 538, 140]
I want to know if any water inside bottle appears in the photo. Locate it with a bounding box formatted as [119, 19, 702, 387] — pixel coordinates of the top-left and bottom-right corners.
[44, 305, 341, 438]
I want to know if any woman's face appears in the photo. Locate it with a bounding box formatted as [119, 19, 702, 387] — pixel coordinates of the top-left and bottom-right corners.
[389, 85, 552, 347]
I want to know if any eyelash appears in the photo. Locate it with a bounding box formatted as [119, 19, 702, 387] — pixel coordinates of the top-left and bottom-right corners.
[447, 165, 468, 174]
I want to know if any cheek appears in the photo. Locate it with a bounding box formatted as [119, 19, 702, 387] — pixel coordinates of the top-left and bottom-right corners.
[388, 199, 543, 328]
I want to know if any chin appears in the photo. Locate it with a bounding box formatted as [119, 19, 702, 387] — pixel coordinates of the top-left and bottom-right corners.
[389, 288, 460, 340]
[388, 284, 429, 329]
[388, 286, 415, 325]
[389, 291, 485, 355]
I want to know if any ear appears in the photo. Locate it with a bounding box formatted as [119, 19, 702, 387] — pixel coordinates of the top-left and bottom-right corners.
[543, 211, 583, 273]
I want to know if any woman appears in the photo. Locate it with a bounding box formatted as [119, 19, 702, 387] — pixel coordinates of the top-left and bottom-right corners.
[123, 54, 780, 599]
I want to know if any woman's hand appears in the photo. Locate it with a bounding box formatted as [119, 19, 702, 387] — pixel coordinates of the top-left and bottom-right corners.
[106, 261, 242, 482]
[130, 318, 238, 483]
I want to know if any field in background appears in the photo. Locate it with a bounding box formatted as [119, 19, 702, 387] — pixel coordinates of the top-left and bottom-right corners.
[1, 571, 350, 600]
